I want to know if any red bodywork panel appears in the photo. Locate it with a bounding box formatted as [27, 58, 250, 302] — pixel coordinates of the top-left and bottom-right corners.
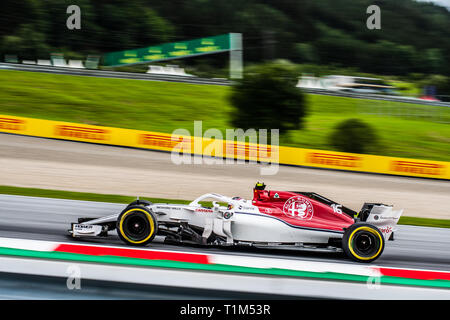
[252, 189, 354, 232]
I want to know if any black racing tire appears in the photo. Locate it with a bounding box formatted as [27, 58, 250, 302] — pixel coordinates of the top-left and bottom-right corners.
[116, 205, 158, 246]
[342, 223, 385, 263]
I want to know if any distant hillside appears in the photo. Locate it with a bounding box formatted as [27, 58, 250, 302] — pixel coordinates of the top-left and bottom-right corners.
[1, 0, 449, 75]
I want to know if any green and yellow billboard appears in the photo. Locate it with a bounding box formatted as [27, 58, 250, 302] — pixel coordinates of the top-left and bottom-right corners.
[104, 33, 235, 66]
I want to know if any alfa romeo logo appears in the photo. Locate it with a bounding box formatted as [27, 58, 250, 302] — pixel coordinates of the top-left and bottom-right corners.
[283, 196, 314, 220]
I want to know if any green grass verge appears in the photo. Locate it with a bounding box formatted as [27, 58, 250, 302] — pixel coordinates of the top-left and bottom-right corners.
[397, 216, 450, 229]
[1, 185, 449, 229]
[0, 70, 449, 161]
[0, 185, 189, 205]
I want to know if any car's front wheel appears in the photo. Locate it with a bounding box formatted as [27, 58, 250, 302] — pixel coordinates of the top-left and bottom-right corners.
[342, 223, 385, 263]
[116, 205, 158, 246]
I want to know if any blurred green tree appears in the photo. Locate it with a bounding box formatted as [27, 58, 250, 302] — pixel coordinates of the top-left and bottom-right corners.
[1, 24, 49, 59]
[229, 63, 306, 135]
[329, 119, 378, 154]
[295, 43, 318, 64]
[422, 49, 446, 75]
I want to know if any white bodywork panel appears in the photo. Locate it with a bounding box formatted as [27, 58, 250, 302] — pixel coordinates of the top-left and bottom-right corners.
[230, 213, 341, 243]
[151, 194, 341, 244]
[72, 224, 103, 236]
[366, 205, 403, 240]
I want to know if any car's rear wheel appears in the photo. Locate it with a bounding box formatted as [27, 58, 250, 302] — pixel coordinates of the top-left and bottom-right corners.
[342, 223, 384, 263]
[116, 205, 158, 246]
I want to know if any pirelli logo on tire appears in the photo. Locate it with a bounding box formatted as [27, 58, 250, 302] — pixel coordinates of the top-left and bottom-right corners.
[0, 117, 26, 132]
[306, 152, 362, 168]
[54, 125, 110, 141]
[390, 160, 445, 176]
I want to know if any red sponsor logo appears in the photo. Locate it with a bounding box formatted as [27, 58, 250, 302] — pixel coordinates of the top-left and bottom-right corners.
[390, 161, 444, 176]
[258, 207, 273, 214]
[225, 142, 272, 159]
[378, 226, 393, 234]
[55, 125, 110, 141]
[195, 208, 213, 213]
[0, 117, 25, 131]
[139, 134, 191, 150]
[307, 152, 362, 168]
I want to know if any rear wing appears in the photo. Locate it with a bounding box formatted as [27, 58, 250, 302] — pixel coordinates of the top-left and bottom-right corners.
[364, 205, 403, 240]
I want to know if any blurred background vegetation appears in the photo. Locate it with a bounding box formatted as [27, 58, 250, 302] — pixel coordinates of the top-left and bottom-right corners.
[1, 0, 450, 77]
[0, 0, 449, 160]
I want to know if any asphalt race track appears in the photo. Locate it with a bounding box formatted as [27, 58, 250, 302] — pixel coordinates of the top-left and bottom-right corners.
[0, 194, 449, 272]
[0, 133, 449, 219]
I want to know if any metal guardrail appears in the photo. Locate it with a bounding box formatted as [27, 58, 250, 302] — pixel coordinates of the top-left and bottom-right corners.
[1, 62, 449, 107]
[0, 62, 230, 86]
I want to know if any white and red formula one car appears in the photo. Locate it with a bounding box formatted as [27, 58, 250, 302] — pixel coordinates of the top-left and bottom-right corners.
[69, 183, 403, 262]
